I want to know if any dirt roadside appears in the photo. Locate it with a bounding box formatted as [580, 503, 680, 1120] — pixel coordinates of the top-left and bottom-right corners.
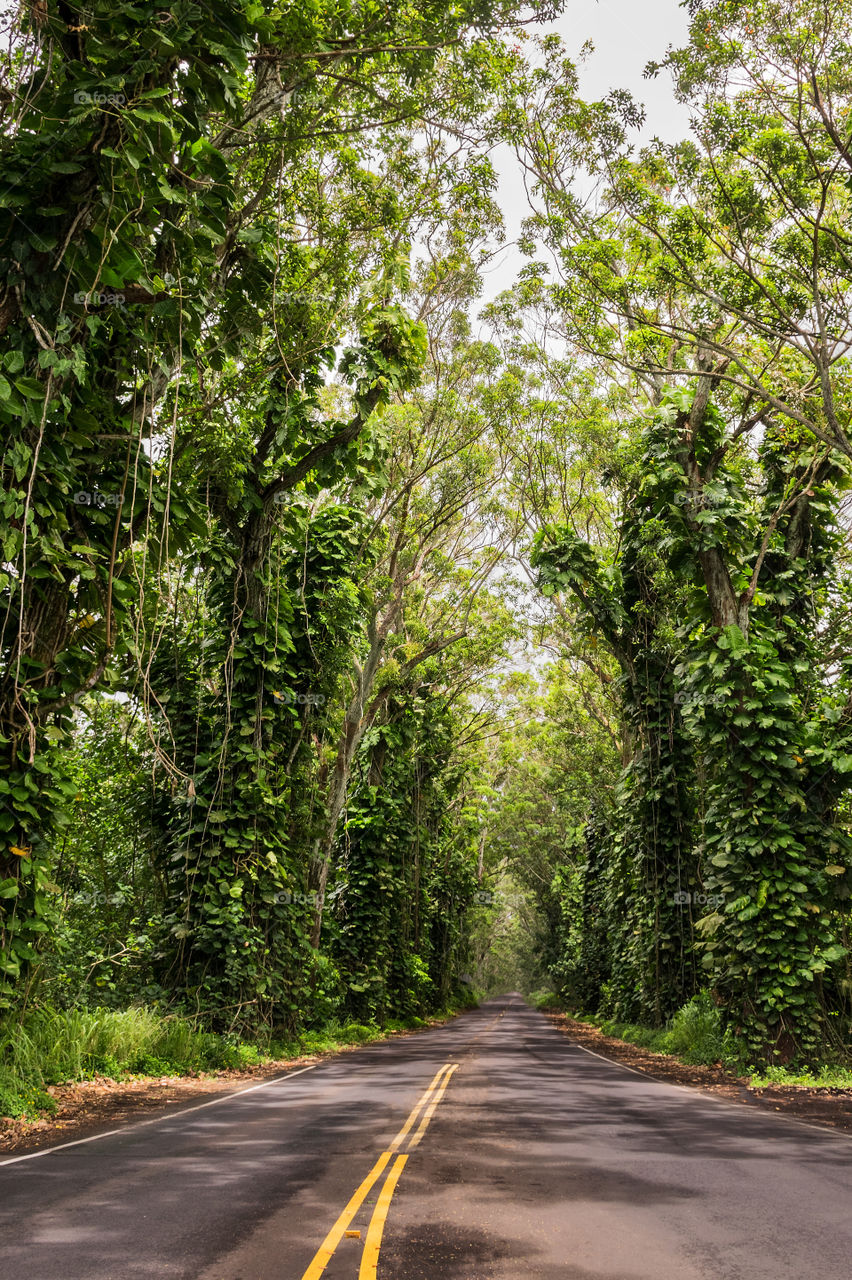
[0, 1056, 326, 1157]
[548, 1009, 852, 1134]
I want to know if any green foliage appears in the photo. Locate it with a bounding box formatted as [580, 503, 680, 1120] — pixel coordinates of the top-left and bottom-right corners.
[508, 4, 852, 1067]
[749, 1064, 852, 1089]
[1, 0, 850, 1085]
[0, 1004, 261, 1116]
[526, 989, 560, 1010]
[329, 694, 480, 1023]
[533, 388, 852, 1062]
[583, 991, 742, 1071]
[661, 991, 740, 1069]
[533, 476, 700, 1025]
[0, 0, 511, 1008]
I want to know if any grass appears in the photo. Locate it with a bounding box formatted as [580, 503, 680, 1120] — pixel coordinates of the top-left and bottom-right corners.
[0, 1002, 468, 1120]
[526, 989, 561, 1011]
[0, 1006, 264, 1118]
[748, 1064, 852, 1089]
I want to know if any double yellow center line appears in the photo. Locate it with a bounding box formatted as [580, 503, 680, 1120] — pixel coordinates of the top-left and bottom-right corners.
[301, 1063, 459, 1280]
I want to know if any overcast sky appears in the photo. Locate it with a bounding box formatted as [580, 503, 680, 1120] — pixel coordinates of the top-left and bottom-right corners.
[561, 0, 692, 128]
[482, 0, 694, 300]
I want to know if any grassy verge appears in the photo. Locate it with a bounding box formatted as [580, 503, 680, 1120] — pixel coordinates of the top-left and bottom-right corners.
[528, 990, 852, 1087]
[531, 989, 741, 1068]
[0, 1001, 470, 1120]
[746, 1064, 852, 1088]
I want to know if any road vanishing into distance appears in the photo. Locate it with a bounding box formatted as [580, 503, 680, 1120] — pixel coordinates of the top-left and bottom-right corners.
[1, 995, 851, 1279]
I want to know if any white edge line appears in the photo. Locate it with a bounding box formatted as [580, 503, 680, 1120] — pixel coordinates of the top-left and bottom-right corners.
[0, 1063, 319, 1168]
[0, 1005, 500, 1171]
[570, 1040, 852, 1144]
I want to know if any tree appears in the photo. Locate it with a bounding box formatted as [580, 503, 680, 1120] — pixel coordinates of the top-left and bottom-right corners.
[0, 0, 549, 998]
[495, 10, 852, 1053]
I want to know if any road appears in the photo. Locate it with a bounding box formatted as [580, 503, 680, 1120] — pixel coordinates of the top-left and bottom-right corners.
[0, 994, 850, 1279]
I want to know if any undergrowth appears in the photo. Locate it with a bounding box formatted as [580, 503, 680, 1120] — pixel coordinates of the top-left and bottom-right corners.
[535, 991, 743, 1070]
[0, 1002, 467, 1119]
[748, 1064, 852, 1088]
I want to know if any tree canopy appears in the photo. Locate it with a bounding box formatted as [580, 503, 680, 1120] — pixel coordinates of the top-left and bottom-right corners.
[1, 0, 851, 1074]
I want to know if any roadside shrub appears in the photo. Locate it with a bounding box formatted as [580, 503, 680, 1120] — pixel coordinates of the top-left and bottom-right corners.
[0, 1005, 268, 1117]
[527, 989, 560, 1010]
[599, 1020, 663, 1051]
[661, 991, 739, 1067]
[129, 1053, 181, 1077]
[0, 1075, 57, 1118]
[218, 1041, 263, 1070]
[340, 1021, 380, 1044]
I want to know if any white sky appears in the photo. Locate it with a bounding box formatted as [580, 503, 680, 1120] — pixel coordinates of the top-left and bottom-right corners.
[483, 0, 693, 301]
[562, 0, 692, 127]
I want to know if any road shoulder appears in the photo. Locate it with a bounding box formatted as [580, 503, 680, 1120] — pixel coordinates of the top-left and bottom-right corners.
[0, 1014, 464, 1158]
[546, 1008, 852, 1134]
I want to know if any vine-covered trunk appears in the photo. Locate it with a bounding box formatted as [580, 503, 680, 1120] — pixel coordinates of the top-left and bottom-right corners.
[657, 395, 849, 1061]
[597, 679, 698, 1025]
[329, 699, 476, 1023]
[693, 627, 836, 1061]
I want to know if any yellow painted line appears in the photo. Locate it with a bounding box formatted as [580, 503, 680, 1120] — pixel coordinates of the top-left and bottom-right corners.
[300, 1150, 392, 1280]
[301, 1063, 460, 1278]
[387, 1064, 451, 1152]
[407, 1063, 458, 1149]
[358, 1154, 409, 1280]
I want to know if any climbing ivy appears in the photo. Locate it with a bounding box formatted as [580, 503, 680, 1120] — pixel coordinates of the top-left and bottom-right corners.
[638, 389, 852, 1060]
[0, 0, 500, 1001]
[533, 483, 699, 1024]
[330, 692, 479, 1023]
[531, 384, 852, 1058]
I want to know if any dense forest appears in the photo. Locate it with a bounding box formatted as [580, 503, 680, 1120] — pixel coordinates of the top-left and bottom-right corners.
[1, 0, 851, 1113]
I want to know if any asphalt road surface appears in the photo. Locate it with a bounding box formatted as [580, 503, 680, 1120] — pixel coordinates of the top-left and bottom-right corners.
[1, 994, 851, 1279]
